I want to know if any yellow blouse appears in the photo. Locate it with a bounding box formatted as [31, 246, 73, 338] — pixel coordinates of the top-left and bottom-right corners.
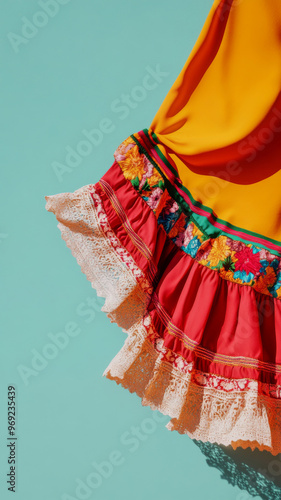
[150, 0, 281, 242]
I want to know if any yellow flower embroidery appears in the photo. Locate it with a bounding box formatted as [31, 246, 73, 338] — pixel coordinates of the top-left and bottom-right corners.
[207, 236, 232, 267]
[219, 269, 235, 281]
[197, 258, 210, 266]
[120, 147, 146, 181]
[192, 225, 204, 240]
[146, 170, 163, 187]
[223, 273, 245, 285]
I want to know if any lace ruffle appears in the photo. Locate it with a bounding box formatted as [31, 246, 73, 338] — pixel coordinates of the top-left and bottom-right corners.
[45, 181, 281, 455]
[104, 312, 281, 455]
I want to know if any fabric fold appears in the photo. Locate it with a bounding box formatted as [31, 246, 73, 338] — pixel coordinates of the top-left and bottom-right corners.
[45, 130, 281, 454]
[45, 0, 281, 456]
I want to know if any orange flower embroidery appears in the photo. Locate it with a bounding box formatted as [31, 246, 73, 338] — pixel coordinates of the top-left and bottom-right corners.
[119, 147, 146, 181]
[169, 212, 187, 238]
[155, 189, 171, 218]
[254, 266, 277, 295]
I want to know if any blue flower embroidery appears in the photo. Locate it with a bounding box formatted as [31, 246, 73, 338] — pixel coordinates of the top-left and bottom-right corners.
[183, 237, 201, 258]
[158, 210, 181, 233]
[233, 270, 255, 283]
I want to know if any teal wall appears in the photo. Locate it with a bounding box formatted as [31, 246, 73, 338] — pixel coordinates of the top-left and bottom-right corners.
[0, 1, 266, 499]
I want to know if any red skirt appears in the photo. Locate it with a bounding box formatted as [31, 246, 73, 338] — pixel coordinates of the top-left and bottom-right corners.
[45, 129, 281, 456]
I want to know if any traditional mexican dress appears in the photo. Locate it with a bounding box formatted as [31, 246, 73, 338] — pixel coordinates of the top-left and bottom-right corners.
[45, 0, 281, 455]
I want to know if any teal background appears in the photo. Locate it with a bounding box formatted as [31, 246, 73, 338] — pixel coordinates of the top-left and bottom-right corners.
[0, 1, 275, 499]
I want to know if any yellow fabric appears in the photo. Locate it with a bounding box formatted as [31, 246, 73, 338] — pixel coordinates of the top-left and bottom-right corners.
[150, 0, 281, 241]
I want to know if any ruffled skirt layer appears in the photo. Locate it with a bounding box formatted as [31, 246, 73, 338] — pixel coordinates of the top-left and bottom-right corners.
[45, 130, 281, 455]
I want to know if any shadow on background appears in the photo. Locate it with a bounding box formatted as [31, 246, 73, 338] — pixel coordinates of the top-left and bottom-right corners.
[195, 440, 281, 499]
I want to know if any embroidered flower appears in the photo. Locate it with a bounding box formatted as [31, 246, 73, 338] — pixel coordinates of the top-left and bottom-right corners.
[147, 187, 163, 209]
[255, 266, 277, 295]
[219, 268, 235, 281]
[169, 212, 187, 239]
[226, 237, 244, 252]
[233, 270, 255, 283]
[141, 156, 163, 185]
[196, 239, 213, 262]
[158, 211, 180, 233]
[234, 247, 261, 275]
[185, 237, 202, 258]
[138, 176, 150, 190]
[161, 198, 179, 214]
[192, 225, 204, 240]
[157, 199, 181, 232]
[114, 138, 135, 161]
[268, 270, 281, 298]
[175, 223, 194, 247]
[155, 189, 171, 218]
[207, 236, 232, 267]
[143, 156, 155, 176]
[257, 248, 277, 264]
[120, 147, 146, 180]
[115, 135, 281, 299]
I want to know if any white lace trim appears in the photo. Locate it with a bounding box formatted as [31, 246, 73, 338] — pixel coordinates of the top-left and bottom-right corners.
[45, 184, 281, 455]
[104, 313, 281, 455]
[45, 185, 151, 331]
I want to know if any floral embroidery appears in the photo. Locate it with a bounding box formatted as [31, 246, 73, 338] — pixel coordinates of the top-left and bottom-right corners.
[234, 247, 261, 276]
[146, 187, 164, 210]
[206, 237, 233, 267]
[114, 137, 281, 299]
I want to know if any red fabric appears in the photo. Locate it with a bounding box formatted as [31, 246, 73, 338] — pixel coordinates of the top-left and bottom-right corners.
[95, 160, 281, 386]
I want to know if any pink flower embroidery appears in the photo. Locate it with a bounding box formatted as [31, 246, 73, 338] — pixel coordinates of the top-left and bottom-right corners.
[259, 248, 277, 263]
[174, 224, 193, 247]
[114, 153, 126, 162]
[114, 142, 135, 162]
[226, 237, 244, 252]
[143, 157, 155, 177]
[235, 247, 261, 275]
[162, 198, 179, 215]
[139, 175, 148, 190]
[147, 188, 163, 209]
